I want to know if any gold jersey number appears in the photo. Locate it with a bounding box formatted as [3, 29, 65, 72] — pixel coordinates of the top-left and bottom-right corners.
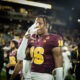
[58, 40, 63, 47]
[9, 57, 16, 65]
[30, 46, 44, 65]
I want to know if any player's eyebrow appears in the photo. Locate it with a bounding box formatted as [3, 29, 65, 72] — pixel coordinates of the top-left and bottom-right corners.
[38, 22, 44, 24]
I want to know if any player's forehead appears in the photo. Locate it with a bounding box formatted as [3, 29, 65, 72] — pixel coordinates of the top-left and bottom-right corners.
[10, 41, 14, 45]
[36, 17, 44, 23]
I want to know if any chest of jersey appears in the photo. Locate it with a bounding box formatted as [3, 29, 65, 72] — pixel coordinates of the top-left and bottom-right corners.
[29, 34, 63, 74]
[29, 36, 53, 65]
[9, 51, 16, 65]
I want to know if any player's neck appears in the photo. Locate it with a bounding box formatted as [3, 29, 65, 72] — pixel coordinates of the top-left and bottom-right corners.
[38, 32, 49, 38]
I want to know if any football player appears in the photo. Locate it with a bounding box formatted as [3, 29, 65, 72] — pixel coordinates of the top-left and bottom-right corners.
[6, 39, 21, 80]
[11, 15, 63, 80]
[10, 40, 31, 80]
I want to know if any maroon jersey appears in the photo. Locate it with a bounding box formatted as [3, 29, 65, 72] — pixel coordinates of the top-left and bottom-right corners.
[28, 34, 63, 74]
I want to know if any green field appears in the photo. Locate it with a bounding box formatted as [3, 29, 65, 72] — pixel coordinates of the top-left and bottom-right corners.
[0, 69, 7, 80]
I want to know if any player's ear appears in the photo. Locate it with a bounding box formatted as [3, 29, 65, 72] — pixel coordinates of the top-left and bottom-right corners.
[46, 23, 50, 29]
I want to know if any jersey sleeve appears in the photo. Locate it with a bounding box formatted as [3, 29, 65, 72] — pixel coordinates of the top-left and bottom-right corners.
[67, 51, 71, 56]
[18, 38, 31, 47]
[18, 38, 31, 60]
[50, 35, 63, 48]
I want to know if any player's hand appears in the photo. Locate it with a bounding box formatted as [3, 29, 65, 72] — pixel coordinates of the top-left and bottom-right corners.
[52, 69, 56, 76]
[6, 64, 10, 68]
[25, 34, 30, 39]
[25, 21, 39, 38]
[73, 60, 79, 63]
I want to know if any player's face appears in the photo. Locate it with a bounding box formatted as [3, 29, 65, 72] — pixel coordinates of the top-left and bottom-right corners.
[36, 18, 47, 35]
[10, 41, 15, 49]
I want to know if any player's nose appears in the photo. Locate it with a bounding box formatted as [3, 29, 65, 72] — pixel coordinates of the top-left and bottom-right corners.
[36, 25, 40, 28]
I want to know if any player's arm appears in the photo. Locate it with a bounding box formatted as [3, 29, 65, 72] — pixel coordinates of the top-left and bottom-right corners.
[72, 59, 80, 63]
[17, 22, 39, 60]
[10, 60, 22, 80]
[6, 63, 16, 68]
[52, 47, 63, 80]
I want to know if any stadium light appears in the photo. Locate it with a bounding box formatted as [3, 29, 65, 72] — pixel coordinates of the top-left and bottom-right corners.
[78, 19, 80, 22]
[5, 0, 52, 9]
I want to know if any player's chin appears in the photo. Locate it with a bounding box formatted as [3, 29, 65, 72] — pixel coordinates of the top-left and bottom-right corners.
[37, 32, 42, 35]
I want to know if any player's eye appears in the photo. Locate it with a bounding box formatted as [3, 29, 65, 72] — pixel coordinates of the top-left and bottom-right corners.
[38, 22, 43, 25]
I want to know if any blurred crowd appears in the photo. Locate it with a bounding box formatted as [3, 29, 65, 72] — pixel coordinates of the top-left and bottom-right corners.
[0, 24, 25, 80]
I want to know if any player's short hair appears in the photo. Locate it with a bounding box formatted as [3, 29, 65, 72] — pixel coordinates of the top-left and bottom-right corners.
[11, 40, 18, 48]
[37, 15, 50, 24]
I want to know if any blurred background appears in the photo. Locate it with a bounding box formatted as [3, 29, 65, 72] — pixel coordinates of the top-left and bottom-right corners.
[0, 0, 80, 80]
